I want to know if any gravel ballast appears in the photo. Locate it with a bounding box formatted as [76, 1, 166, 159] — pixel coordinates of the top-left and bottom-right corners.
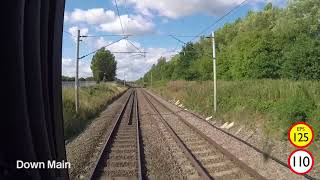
[147, 89, 307, 180]
[66, 90, 131, 179]
[137, 90, 198, 179]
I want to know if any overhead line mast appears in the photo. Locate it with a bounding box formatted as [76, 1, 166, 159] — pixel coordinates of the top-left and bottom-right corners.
[75, 30, 80, 112]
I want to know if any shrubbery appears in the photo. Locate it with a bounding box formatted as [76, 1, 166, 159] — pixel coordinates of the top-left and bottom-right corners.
[139, 0, 320, 84]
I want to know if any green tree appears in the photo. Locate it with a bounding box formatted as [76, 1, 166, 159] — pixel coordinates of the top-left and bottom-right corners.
[140, 0, 320, 83]
[177, 42, 199, 80]
[90, 48, 117, 83]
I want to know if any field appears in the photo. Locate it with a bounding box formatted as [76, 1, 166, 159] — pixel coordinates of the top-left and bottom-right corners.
[149, 80, 320, 159]
[63, 83, 127, 140]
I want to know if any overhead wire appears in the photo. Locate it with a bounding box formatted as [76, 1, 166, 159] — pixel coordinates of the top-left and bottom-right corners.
[63, 30, 93, 59]
[126, 39, 143, 54]
[114, 0, 133, 53]
[114, 0, 125, 36]
[121, 0, 145, 55]
[79, 36, 128, 59]
[191, 0, 250, 41]
[64, 0, 252, 75]
[63, 30, 76, 38]
[167, 0, 250, 59]
[81, 34, 131, 38]
[79, 34, 208, 38]
[169, 35, 187, 45]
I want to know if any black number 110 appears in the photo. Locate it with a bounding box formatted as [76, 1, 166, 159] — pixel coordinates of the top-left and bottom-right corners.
[293, 156, 310, 167]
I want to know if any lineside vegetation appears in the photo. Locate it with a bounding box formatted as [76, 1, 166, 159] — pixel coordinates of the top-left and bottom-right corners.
[148, 80, 320, 171]
[150, 80, 320, 138]
[140, 0, 320, 83]
[138, 0, 320, 137]
[138, 1, 320, 169]
[63, 83, 127, 140]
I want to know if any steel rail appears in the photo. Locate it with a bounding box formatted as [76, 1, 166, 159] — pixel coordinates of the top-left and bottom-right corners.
[143, 89, 266, 180]
[127, 90, 135, 125]
[88, 90, 133, 180]
[135, 90, 143, 180]
[141, 89, 212, 180]
[146, 90, 317, 180]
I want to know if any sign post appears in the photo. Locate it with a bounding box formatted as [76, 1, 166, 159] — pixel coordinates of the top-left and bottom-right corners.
[211, 31, 217, 113]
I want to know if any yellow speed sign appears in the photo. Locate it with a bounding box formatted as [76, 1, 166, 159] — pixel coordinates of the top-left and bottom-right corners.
[288, 122, 314, 148]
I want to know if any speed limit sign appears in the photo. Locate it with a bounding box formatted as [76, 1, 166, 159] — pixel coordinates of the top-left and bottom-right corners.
[288, 122, 314, 148]
[288, 149, 314, 175]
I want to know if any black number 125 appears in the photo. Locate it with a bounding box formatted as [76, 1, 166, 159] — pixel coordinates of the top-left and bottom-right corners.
[294, 133, 309, 142]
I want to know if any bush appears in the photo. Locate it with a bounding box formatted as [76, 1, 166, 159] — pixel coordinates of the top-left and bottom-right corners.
[278, 85, 316, 127]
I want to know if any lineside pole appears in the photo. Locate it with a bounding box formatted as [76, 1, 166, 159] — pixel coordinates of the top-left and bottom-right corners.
[211, 31, 217, 113]
[123, 72, 126, 86]
[75, 29, 80, 112]
[151, 71, 153, 88]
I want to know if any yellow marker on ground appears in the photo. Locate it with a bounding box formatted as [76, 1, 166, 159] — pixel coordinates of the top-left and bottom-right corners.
[288, 122, 314, 148]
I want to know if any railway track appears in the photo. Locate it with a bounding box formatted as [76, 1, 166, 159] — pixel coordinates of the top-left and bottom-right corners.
[86, 88, 315, 179]
[143, 89, 317, 180]
[89, 89, 143, 180]
[140, 88, 266, 180]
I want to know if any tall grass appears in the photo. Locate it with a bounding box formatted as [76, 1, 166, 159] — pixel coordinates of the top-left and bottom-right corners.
[150, 80, 320, 174]
[150, 80, 320, 140]
[63, 83, 127, 140]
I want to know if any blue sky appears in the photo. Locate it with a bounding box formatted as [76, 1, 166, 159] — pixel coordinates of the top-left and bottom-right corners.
[62, 0, 286, 80]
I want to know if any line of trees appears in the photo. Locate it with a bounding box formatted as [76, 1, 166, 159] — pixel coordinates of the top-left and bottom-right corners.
[140, 0, 320, 84]
[62, 76, 94, 81]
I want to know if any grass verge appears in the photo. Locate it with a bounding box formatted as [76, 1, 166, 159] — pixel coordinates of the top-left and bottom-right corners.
[149, 80, 320, 168]
[63, 83, 127, 140]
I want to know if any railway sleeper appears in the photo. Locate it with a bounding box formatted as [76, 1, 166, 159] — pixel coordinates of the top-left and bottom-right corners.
[112, 143, 136, 148]
[113, 139, 136, 143]
[106, 160, 137, 167]
[211, 167, 251, 180]
[187, 144, 212, 152]
[200, 155, 224, 165]
[104, 167, 137, 177]
[107, 154, 136, 160]
[109, 148, 137, 154]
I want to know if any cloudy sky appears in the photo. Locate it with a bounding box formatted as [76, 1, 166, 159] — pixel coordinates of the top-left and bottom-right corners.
[62, 0, 286, 81]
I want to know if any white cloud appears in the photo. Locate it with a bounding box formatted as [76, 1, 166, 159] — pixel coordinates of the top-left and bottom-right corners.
[115, 49, 174, 81]
[117, 0, 244, 19]
[62, 58, 92, 77]
[68, 26, 89, 41]
[79, 36, 178, 80]
[99, 15, 154, 35]
[65, 8, 115, 24]
[62, 37, 177, 80]
[118, 0, 287, 19]
[101, 38, 178, 81]
[64, 8, 155, 35]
